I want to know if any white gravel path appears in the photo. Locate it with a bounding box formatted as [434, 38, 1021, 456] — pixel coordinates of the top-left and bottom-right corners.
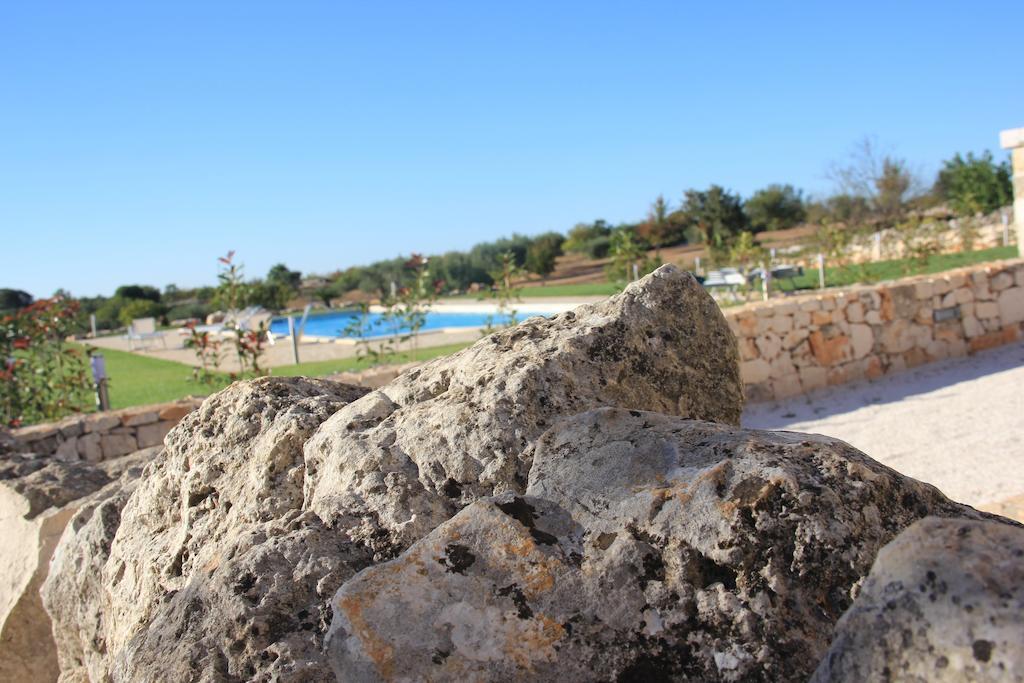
[743, 341, 1024, 509]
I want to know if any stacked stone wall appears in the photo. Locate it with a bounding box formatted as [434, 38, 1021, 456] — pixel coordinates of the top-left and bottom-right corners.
[8, 399, 203, 461]
[729, 258, 1024, 402]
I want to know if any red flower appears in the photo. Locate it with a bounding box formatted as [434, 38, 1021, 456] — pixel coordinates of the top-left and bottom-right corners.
[218, 250, 236, 265]
[12, 337, 30, 350]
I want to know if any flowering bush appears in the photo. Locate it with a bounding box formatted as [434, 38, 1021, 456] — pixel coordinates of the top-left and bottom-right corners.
[0, 296, 92, 427]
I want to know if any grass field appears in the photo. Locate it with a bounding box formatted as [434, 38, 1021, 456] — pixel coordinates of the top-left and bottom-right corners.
[513, 281, 624, 298]
[773, 246, 1017, 293]
[92, 342, 475, 409]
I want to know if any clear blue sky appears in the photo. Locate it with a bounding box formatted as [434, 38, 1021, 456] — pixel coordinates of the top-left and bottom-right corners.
[2, 1, 1022, 297]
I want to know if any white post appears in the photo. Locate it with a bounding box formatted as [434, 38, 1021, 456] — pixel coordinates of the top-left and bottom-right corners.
[1003, 209, 1011, 247]
[817, 253, 826, 289]
[89, 313, 97, 338]
[761, 262, 770, 301]
[873, 232, 882, 261]
[694, 256, 701, 276]
[770, 247, 776, 264]
[632, 262, 639, 281]
[288, 317, 299, 365]
[999, 127, 1024, 256]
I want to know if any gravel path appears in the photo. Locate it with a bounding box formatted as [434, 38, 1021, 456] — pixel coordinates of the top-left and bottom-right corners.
[743, 341, 1024, 512]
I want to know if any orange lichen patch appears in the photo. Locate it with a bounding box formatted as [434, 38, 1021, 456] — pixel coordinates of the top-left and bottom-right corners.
[523, 563, 556, 596]
[504, 613, 567, 671]
[337, 594, 395, 679]
[201, 554, 221, 574]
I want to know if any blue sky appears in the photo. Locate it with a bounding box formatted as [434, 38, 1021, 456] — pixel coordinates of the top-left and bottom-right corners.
[2, 1, 1021, 297]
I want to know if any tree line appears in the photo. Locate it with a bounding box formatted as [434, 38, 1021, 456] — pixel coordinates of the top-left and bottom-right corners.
[2, 141, 1012, 331]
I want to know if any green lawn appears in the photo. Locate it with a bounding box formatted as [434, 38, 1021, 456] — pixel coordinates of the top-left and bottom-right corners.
[771, 245, 1017, 293]
[89, 342, 475, 410]
[271, 342, 473, 377]
[94, 346, 218, 410]
[515, 282, 624, 298]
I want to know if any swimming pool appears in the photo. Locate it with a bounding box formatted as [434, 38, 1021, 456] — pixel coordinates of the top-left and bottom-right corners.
[270, 309, 547, 339]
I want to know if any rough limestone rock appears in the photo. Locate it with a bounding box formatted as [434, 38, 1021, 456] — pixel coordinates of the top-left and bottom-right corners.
[304, 265, 742, 554]
[42, 268, 742, 681]
[812, 516, 1024, 682]
[45, 377, 372, 682]
[326, 408, 1002, 682]
[0, 448, 157, 683]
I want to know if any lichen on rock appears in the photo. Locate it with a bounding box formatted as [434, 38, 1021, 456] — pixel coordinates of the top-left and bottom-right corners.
[325, 408, 1000, 681]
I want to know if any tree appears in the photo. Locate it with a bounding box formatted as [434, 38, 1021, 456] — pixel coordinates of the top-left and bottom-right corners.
[267, 263, 302, 291]
[525, 233, 564, 282]
[678, 185, 748, 251]
[563, 220, 612, 253]
[637, 195, 684, 255]
[744, 184, 806, 233]
[827, 137, 921, 229]
[117, 298, 164, 326]
[606, 229, 645, 282]
[0, 289, 33, 313]
[935, 151, 1013, 217]
[114, 284, 162, 302]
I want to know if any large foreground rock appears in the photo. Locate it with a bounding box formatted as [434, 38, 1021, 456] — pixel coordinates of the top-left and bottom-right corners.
[0, 448, 156, 682]
[812, 516, 1024, 682]
[326, 408, 1003, 682]
[304, 265, 742, 553]
[43, 267, 743, 681]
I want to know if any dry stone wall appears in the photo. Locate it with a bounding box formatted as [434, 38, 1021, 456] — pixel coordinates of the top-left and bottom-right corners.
[8, 399, 203, 462]
[729, 258, 1024, 402]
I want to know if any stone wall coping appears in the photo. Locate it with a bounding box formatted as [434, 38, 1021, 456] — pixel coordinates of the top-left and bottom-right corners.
[724, 258, 1024, 318]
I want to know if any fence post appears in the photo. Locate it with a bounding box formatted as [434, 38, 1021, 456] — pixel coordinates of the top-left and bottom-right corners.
[632, 262, 639, 281]
[817, 253, 826, 289]
[288, 317, 300, 365]
[694, 256, 701, 276]
[1003, 210, 1011, 247]
[761, 262, 771, 301]
[90, 352, 111, 411]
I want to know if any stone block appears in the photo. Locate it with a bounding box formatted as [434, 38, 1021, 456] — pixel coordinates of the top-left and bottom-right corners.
[158, 404, 195, 422]
[968, 326, 1020, 353]
[100, 434, 137, 460]
[880, 319, 914, 354]
[12, 423, 58, 443]
[137, 421, 174, 449]
[76, 433, 102, 463]
[947, 274, 966, 289]
[811, 310, 832, 326]
[740, 358, 771, 385]
[755, 332, 783, 361]
[84, 415, 121, 434]
[912, 280, 933, 300]
[798, 366, 827, 391]
[738, 338, 758, 361]
[850, 324, 874, 360]
[976, 301, 999, 319]
[793, 311, 810, 328]
[798, 299, 822, 312]
[864, 310, 882, 325]
[954, 287, 974, 304]
[769, 353, 796, 379]
[783, 327, 809, 349]
[998, 287, 1024, 325]
[808, 330, 850, 366]
[931, 278, 952, 296]
[121, 411, 159, 428]
[771, 373, 802, 399]
[990, 271, 1014, 291]
[54, 439, 79, 463]
[768, 315, 793, 334]
[845, 301, 865, 323]
[57, 419, 84, 440]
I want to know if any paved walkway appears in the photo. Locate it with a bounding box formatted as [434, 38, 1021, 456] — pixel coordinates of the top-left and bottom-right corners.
[744, 341, 1024, 519]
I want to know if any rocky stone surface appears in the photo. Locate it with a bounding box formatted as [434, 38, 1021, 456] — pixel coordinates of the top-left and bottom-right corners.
[812, 516, 1024, 682]
[0, 448, 158, 683]
[50, 377, 372, 682]
[325, 408, 1002, 682]
[41, 267, 742, 681]
[304, 265, 742, 553]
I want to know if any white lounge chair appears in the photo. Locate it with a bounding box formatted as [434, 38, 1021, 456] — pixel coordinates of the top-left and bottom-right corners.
[126, 317, 167, 351]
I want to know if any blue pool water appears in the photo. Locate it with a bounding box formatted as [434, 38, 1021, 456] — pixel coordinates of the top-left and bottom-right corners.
[270, 310, 545, 339]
